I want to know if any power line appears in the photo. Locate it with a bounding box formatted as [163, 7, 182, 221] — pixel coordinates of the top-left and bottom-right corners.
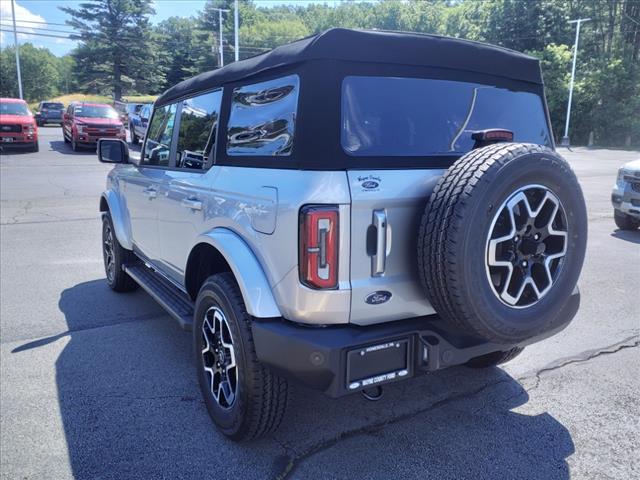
[0, 23, 78, 35]
[0, 28, 73, 40]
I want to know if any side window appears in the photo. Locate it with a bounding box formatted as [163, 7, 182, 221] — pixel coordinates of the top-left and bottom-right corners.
[227, 74, 299, 156]
[141, 103, 178, 167]
[175, 90, 222, 170]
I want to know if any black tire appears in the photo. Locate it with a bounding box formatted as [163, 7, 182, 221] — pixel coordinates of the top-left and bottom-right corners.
[418, 143, 587, 343]
[63, 130, 70, 144]
[194, 273, 289, 441]
[130, 125, 139, 145]
[614, 210, 640, 230]
[102, 212, 138, 292]
[71, 137, 79, 152]
[466, 347, 524, 368]
[31, 142, 39, 153]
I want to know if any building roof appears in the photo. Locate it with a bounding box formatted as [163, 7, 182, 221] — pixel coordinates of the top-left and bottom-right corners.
[156, 28, 542, 107]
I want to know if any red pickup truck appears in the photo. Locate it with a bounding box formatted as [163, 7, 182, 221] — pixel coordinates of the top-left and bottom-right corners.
[62, 102, 126, 151]
[0, 98, 39, 152]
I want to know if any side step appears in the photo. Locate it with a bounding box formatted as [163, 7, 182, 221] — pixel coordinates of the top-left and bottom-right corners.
[124, 263, 194, 330]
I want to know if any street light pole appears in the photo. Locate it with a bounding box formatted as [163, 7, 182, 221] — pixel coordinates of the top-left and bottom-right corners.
[234, 0, 239, 62]
[210, 8, 230, 67]
[10, 0, 23, 100]
[561, 17, 591, 147]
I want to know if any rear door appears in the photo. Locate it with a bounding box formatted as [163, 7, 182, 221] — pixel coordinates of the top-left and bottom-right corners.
[343, 75, 553, 325]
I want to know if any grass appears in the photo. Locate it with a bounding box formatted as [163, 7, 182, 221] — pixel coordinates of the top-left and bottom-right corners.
[28, 93, 157, 110]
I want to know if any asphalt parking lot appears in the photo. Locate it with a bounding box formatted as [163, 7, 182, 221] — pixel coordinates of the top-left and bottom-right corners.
[1, 127, 638, 480]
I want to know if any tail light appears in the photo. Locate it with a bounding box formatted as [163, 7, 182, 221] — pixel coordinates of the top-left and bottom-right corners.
[299, 205, 339, 289]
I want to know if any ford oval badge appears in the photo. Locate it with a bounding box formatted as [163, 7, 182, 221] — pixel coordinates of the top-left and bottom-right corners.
[362, 180, 379, 190]
[365, 291, 392, 305]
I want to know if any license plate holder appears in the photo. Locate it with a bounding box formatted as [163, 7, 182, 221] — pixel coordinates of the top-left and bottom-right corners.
[2, 138, 14, 143]
[346, 338, 411, 391]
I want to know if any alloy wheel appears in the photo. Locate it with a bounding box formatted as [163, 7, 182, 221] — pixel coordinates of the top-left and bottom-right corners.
[201, 306, 238, 409]
[485, 184, 568, 308]
[103, 223, 115, 283]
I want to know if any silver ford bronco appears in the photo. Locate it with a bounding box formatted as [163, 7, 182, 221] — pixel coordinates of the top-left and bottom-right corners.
[97, 29, 587, 440]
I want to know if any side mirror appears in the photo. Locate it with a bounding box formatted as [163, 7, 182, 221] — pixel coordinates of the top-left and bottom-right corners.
[98, 139, 129, 164]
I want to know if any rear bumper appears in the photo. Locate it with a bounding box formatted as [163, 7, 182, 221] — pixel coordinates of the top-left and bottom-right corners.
[252, 289, 580, 398]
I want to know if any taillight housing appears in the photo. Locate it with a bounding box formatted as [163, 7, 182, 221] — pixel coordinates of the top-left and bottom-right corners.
[299, 205, 339, 289]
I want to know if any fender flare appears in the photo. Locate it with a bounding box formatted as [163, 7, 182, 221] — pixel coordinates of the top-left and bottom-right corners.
[197, 228, 281, 319]
[100, 191, 133, 250]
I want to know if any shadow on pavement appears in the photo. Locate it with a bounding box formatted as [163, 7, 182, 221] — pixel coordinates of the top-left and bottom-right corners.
[49, 140, 94, 155]
[611, 229, 640, 244]
[13, 279, 575, 479]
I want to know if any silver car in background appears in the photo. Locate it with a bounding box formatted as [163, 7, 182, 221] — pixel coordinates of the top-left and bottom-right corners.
[612, 159, 640, 230]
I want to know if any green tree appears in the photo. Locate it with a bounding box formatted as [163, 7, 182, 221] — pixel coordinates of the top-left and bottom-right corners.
[61, 0, 162, 99]
[0, 43, 60, 102]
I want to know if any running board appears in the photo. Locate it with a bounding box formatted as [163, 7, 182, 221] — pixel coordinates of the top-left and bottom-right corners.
[124, 263, 194, 330]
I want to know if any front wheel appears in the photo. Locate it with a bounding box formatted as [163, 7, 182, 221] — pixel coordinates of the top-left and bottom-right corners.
[614, 210, 640, 231]
[71, 136, 79, 152]
[130, 126, 139, 145]
[102, 213, 138, 292]
[194, 273, 289, 441]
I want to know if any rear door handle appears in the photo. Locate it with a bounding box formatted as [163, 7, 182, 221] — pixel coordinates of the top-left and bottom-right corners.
[371, 209, 387, 277]
[143, 187, 157, 199]
[181, 197, 203, 211]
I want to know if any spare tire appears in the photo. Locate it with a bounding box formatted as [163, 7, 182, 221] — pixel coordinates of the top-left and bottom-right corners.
[418, 143, 587, 343]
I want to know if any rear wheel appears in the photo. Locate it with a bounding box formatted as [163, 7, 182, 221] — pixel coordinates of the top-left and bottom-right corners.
[614, 210, 640, 230]
[194, 273, 289, 440]
[418, 143, 587, 343]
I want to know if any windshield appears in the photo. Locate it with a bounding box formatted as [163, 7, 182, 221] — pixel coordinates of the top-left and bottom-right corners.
[75, 105, 119, 119]
[342, 76, 551, 157]
[42, 103, 64, 110]
[1, 102, 31, 116]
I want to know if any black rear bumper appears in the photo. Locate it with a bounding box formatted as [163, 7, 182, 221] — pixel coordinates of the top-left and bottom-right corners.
[252, 290, 580, 398]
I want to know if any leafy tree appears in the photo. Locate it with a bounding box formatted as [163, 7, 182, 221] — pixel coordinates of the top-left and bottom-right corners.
[0, 43, 60, 102]
[61, 0, 163, 100]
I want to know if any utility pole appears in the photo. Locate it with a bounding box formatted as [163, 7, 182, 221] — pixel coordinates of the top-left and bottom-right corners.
[561, 18, 591, 147]
[210, 7, 229, 67]
[234, 0, 239, 62]
[10, 0, 23, 100]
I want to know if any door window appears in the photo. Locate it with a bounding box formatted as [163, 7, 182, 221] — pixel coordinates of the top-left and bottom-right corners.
[175, 90, 223, 170]
[227, 74, 299, 156]
[142, 103, 177, 167]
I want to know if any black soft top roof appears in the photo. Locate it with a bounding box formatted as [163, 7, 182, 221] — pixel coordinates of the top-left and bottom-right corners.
[155, 28, 542, 107]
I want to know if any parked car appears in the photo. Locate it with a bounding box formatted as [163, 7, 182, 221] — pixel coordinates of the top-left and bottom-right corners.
[34, 101, 65, 126]
[611, 159, 640, 230]
[0, 97, 38, 152]
[62, 102, 125, 151]
[115, 101, 146, 126]
[128, 103, 152, 145]
[97, 28, 587, 440]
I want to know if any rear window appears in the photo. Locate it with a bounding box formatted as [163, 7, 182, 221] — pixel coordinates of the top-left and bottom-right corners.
[42, 103, 64, 109]
[341, 76, 551, 157]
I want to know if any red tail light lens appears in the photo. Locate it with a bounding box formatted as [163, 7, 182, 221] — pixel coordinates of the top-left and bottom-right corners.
[299, 205, 339, 289]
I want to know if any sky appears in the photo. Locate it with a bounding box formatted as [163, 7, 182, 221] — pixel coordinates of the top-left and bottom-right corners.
[0, 0, 341, 56]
